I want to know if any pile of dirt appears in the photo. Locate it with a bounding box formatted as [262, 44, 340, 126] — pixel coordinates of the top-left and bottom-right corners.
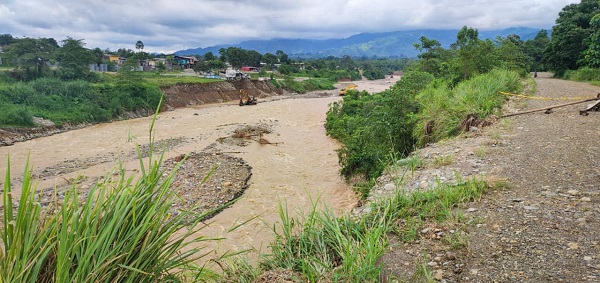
[163, 151, 252, 220]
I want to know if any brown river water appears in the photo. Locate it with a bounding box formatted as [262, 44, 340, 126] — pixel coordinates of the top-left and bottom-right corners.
[0, 95, 359, 261]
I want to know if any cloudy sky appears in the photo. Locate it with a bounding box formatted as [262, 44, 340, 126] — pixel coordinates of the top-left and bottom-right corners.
[0, 0, 579, 53]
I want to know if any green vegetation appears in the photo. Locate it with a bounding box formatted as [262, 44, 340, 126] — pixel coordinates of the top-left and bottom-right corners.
[0, 78, 162, 127]
[1, 141, 218, 282]
[326, 71, 431, 180]
[414, 69, 521, 145]
[278, 77, 336, 94]
[563, 67, 600, 82]
[224, 178, 492, 282]
[543, 0, 600, 76]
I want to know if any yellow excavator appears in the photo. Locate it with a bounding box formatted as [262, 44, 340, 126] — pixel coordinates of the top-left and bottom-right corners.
[339, 83, 357, 96]
[239, 90, 257, 106]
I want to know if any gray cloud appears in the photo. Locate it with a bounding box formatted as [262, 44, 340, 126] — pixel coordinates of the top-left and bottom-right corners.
[0, 0, 579, 53]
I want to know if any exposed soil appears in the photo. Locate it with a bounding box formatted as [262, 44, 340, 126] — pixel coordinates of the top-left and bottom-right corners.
[369, 73, 600, 282]
[0, 79, 283, 146]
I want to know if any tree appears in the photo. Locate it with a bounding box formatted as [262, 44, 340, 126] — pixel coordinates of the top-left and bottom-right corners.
[91, 47, 105, 65]
[55, 37, 95, 80]
[496, 36, 531, 74]
[117, 48, 135, 58]
[262, 52, 278, 67]
[5, 37, 58, 80]
[203, 51, 216, 61]
[543, 0, 600, 76]
[579, 13, 600, 68]
[450, 26, 500, 81]
[523, 30, 551, 71]
[276, 50, 289, 64]
[413, 36, 451, 76]
[0, 34, 16, 45]
[135, 40, 144, 52]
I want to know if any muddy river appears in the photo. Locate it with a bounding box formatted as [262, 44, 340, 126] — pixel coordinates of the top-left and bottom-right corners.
[0, 96, 357, 259]
[0, 76, 399, 262]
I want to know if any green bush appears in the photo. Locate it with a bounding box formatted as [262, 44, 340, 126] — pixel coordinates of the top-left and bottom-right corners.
[325, 71, 433, 180]
[0, 105, 35, 127]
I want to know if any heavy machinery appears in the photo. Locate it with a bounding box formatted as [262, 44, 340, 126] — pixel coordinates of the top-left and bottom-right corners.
[239, 90, 257, 106]
[339, 83, 358, 96]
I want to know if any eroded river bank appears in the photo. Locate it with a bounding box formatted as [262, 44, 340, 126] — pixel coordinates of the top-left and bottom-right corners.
[0, 95, 358, 259]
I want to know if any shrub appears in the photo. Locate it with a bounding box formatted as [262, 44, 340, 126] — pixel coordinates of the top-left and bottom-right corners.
[0, 105, 35, 127]
[325, 71, 432, 180]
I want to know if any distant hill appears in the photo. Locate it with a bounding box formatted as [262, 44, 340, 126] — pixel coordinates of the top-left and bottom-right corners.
[175, 27, 543, 58]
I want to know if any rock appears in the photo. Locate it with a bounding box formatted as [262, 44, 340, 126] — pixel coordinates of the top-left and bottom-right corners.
[567, 189, 580, 196]
[383, 183, 396, 191]
[524, 206, 539, 210]
[427, 261, 438, 267]
[580, 197, 591, 202]
[434, 270, 444, 280]
[445, 252, 457, 260]
[421, 227, 432, 234]
[223, 181, 232, 187]
[467, 207, 478, 212]
[584, 256, 593, 261]
[420, 181, 429, 189]
[567, 242, 579, 250]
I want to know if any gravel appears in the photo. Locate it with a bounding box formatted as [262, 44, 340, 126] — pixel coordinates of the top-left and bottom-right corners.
[372, 72, 600, 282]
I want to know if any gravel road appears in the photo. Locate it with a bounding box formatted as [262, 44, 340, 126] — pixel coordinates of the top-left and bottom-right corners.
[372, 72, 600, 282]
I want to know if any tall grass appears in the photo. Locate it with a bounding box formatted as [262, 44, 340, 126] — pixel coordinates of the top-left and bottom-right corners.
[1, 137, 218, 282]
[563, 67, 600, 82]
[229, 178, 491, 282]
[414, 69, 521, 145]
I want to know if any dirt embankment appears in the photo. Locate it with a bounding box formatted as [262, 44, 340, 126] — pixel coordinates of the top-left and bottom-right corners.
[0, 80, 283, 147]
[160, 80, 283, 110]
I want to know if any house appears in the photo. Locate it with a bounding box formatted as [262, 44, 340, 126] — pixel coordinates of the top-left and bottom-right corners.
[173, 55, 197, 69]
[241, 66, 259, 72]
[104, 54, 126, 65]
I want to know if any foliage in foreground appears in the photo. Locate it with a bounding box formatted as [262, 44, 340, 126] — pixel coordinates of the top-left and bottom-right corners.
[224, 178, 491, 282]
[0, 152, 217, 282]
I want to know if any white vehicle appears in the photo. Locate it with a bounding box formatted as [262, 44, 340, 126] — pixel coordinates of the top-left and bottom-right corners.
[225, 69, 249, 80]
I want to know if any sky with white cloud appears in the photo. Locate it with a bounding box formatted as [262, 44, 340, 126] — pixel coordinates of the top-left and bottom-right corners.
[0, 0, 579, 53]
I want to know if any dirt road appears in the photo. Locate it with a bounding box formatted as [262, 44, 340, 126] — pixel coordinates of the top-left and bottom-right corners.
[464, 73, 600, 282]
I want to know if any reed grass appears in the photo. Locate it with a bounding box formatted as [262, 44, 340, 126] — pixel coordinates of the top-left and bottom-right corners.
[414, 69, 521, 145]
[1, 109, 218, 282]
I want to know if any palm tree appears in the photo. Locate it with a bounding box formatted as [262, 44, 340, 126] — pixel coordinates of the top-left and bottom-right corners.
[135, 40, 144, 52]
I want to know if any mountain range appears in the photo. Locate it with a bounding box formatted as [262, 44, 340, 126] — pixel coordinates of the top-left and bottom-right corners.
[175, 27, 544, 58]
